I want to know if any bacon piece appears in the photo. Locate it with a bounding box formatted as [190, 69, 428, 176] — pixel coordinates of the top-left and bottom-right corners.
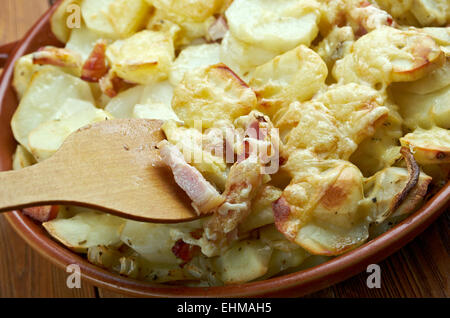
[158, 140, 224, 214]
[99, 69, 131, 98]
[172, 239, 199, 264]
[348, 2, 396, 38]
[33, 47, 82, 69]
[81, 40, 109, 82]
[203, 156, 264, 251]
[22, 205, 59, 222]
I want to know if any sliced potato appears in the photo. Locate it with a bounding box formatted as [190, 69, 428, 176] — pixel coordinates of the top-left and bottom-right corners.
[81, 0, 117, 38]
[392, 84, 450, 130]
[312, 83, 388, 145]
[393, 58, 450, 95]
[262, 248, 309, 279]
[149, 0, 222, 23]
[133, 103, 179, 121]
[362, 167, 432, 223]
[108, 0, 150, 38]
[169, 43, 221, 86]
[28, 106, 112, 161]
[238, 185, 282, 233]
[105, 81, 174, 119]
[104, 85, 144, 118]
[12, 145, 36, 170]
[278, 102, 357, 160]
[410, 0, 449, 26]
[66, 23, 105, 61]
[140, 80, 174, 107]
[50, 0, 82, 43]
[213, 240, 272, 284]
[249, 45, 327, 116]
[220, 32, 279, 77]
[11, 68, 94, 150]
[12, 54, 52, 100]
[43, 210, 125, 253]
[333, 26, 444, 87]
[274, 161, 369, 256]
[106, 30, 175, 84]
[172, 63, 257, 128]
[400, 127, 450, 164]
[418, 27, 450, 55]
[120, 220, 193, 266]
[225, 0, 320, 52]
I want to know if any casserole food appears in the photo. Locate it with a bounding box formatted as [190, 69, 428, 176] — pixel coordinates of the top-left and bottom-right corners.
[0, 0, 449, 296]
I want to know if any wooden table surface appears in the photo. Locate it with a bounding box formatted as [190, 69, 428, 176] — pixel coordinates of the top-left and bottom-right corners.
[0, 0, 448, 298]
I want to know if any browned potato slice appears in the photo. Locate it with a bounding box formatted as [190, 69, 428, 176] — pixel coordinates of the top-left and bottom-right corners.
[106, 30, 175, 85]
[362, 167, 432, 223]
[248, 45, 327, 116]
[333, 26, 444, 87]
[273, 161, 369, 256]
[43, 211, 124, 253]
[400, 127, 450, 164]
[172, 63, 257, 128]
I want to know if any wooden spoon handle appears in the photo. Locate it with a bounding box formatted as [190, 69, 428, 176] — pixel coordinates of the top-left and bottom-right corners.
[0, 160, 70, 213]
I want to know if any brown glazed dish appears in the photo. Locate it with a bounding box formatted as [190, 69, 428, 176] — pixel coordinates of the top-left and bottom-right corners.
[0, 2, 449, 298]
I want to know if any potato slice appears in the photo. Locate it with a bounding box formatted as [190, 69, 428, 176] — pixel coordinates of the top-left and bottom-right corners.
[140, 80, 174, 107]
[225, 0, 320, 52]
[274, 161, 369, 256]
[65, 23, 105, 61]
[81, 0, 117, 38]
[278, 102, 357, 160]
[410, 0, 449, 26]
[219, 32, 279, 77]
[106, 30, 174, 85]
[11, 68, 94, 150]
[104, 85, 144, 118]
[50, 0, 82, 43]
[133, 103, 180, 121]
[213, 240, 272, 284]
[28, 106, 112, 161]
[172, 63, 257, 128]
[81, 0, 150, 39]
[12, 54, 51, 100]
[392, 84, 450, 130]
[120, 220, 200, 266]
[400, 127, 450, 164]
[393, 58, 450, 95]
[362, 167, 432, 223]
[312, 83, 388, 145]
[238, 185, 282, 233]
[12, 145, 36, 170]
[108, 0, 150, 38]
[148, 0, 222, 23]
[418, 27, 450, 55]
[333, 26, 444, 87]
[169, 43, 221, 86]
[249, 45, 327, 116]
[105, 81, 174, 119]
[43, 211, 124, 253]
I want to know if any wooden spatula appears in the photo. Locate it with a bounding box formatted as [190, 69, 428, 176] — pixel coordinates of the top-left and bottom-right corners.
[0, 119, 198, 223]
